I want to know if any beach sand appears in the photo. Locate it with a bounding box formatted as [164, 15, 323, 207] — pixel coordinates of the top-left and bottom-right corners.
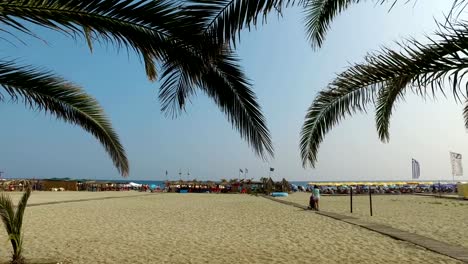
[279, 192, 468, 249]
[0, 192, 460, 263]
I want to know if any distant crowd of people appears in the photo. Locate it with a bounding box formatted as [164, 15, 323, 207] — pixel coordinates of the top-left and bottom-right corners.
[297, 184, 458, 195]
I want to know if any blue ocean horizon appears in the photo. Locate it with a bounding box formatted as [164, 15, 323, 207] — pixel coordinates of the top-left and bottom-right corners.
[112, 180, 311, 187]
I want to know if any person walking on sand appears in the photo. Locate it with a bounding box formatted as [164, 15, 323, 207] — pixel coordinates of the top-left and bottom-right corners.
[313, 185, 320, 211]
[309, 192, 315, 210]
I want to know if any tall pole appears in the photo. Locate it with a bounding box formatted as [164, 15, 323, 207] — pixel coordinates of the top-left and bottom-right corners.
[369, 185, 373, 216]
[350, 186, 353, 213]
[179, 169, 182, 181]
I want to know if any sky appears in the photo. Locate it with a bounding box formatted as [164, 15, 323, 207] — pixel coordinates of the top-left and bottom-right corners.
[0, 1, 466, 182]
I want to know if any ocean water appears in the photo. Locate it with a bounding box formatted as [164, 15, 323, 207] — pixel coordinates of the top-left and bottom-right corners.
[112, 180, 310, 187]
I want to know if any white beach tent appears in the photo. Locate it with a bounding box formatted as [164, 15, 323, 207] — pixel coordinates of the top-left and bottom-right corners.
[128, 182, 142, 188]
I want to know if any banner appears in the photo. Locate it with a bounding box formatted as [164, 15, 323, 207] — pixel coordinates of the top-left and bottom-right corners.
[450, 152, 463, 176]
[412, 159, 420, 179]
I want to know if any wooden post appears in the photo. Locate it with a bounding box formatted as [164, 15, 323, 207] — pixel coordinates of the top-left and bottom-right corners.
[369, 185, 373, 216]
[350, 186, 353, 213]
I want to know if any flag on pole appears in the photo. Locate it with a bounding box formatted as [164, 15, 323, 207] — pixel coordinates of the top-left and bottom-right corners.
[239, 169, 243, 173]
[165, 170, 168, 176]
[412, 159, 420, 179]
[245, 168, 248, 173]
[270, 167, 274, 172]
[450, 152, 463, 176]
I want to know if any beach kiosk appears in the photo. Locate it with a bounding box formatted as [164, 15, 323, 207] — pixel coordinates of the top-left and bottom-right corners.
[457, 183, 468, 199]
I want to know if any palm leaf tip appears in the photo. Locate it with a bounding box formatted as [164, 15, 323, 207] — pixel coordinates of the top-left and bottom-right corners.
[301, 19, 468, 167]
[158, 46, 274, 159]
[0, 62, 129, 176]
[375, 76, 411, 143]
[304, 0, 359, 49]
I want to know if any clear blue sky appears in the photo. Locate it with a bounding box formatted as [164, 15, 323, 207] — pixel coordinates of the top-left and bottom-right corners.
[0, 1, 465, 182]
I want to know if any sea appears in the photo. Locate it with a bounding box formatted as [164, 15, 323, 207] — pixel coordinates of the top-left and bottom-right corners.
[111, 180, 310, 187]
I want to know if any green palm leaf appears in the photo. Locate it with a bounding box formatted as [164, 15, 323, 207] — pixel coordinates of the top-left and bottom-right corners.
[159, 47, 274, 158]
[185, 0, 292, 46]
[0, 0, 207, 81]
[375, 76, 410, 142]
[0, 187, 30, 264]
[0, 0, 274, 160]
[300, 22, 468, 167]
[304, 0, 360, 49]
[0, 61, 129, 176]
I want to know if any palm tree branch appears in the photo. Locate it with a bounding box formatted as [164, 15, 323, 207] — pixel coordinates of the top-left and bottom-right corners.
[198, 52, 274, 158]
[300, 22, 468, 167]
[0, 61, 129, 176]
[0, 0, 207, 80]
[159, 47, 274, 158]
[304, 0, 360, 49]
[375, 76, 411, 142]
[185, 0, 291, 45]
[0, 194, 15, 241]
[13, 187, 31, 240]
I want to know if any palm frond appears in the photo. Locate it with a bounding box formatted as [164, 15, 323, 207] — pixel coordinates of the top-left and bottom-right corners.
[185, 0, 292, 46]
[0, 0, 275, 160]
[0, 193, 15, 238]
[304, 0, 360, 49]
[159, 48, 274, 158]
[198, 51, 274, 158]
[0, 0, 206, 81]
[14, 186, 31, 242]
[375, 76, 411, 142]
[463, 99, 468, 128]
[300, 22, 468, 167]
[10, 187, 30, 263]
[0, 61, 129, 176]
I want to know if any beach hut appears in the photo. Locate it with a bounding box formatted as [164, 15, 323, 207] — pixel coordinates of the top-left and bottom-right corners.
[41, 179, 78, 191]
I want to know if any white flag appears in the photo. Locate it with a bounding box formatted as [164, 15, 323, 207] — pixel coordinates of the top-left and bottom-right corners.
[450, 152, 463, 176]
[412, 159, 420, 179]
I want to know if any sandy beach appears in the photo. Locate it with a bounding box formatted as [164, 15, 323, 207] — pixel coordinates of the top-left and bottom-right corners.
[279, 192, 468, 249]
[0, 192, 460, 263]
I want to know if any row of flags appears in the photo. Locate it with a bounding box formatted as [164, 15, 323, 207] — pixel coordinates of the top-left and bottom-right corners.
[412, 152, 463, 179]
[239, 168, 275, 173]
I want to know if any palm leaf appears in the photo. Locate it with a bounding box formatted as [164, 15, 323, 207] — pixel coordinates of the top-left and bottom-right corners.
[303, 0, 360, 49]
[0, 193, 15, 240]
[0, 0, 206, 81]
[0, 0, 274, 159]
[375, 76, 410, 142]
[0, 61, 129, 176]
[300, 22, 468, 167]
[10, 187, 31, 263]
[159, 47, 274, 158]
[13, 186, 31, 242]
[185, 0, 292, 46]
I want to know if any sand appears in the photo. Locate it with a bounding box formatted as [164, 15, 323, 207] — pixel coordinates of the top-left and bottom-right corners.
[279, 192, 468, 249]
[0, 192, 460, 263]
